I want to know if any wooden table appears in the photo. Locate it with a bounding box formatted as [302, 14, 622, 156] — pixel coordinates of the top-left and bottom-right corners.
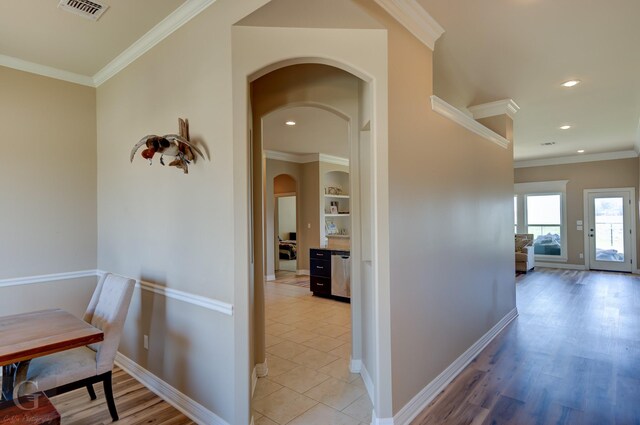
[0, 309, 103, 401]
[0, 392, 60, 425]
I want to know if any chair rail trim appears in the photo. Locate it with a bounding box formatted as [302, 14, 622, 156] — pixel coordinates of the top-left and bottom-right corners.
[0, 270, 233, 316]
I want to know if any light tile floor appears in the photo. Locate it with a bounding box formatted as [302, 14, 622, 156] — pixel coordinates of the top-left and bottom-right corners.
[253, 272, 372, 425]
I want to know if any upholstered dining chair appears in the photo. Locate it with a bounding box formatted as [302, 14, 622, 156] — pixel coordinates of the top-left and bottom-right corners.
[19, 273, 135, 422]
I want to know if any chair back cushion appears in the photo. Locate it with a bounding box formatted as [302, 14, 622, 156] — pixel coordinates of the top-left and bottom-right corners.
[84, 273, 135, 374]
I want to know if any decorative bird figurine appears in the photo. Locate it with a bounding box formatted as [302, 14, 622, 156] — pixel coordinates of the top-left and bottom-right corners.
[131, 125, 205, 174]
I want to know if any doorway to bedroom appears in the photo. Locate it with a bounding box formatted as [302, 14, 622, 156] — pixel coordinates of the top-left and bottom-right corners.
[274, 175, 298, 274]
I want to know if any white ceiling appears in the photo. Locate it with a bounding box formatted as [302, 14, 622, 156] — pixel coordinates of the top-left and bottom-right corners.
[263, 106, 349, 158]
[0, 0, 185, 77]
[419, 0, 640, 161]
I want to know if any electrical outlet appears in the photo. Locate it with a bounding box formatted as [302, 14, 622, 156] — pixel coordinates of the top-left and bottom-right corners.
[307, 223, 311, 229]
[143, 335, 149, 350]
[579, 253, 584, 259]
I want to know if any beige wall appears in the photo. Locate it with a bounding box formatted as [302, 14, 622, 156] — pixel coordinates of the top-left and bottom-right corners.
[0, 66, 97, 279]
[95, 1, 270, 423]
[515, 158, 640, 266]
[352, 2, 517, 413]
[0, 66, 97, 321]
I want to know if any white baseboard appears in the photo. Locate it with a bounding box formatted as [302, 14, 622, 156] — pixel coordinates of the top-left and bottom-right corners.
[256, 359, 268, 377]
[392, 308, 519, 425]
[633, 268, 640, 275]
[266, 274, 276, 281]
[115, 353, 229, 425]
[534, 262, 586, 270]
[360, 363, 375, 405]
[252, 366, 257, 399]
[372, 417, 395, 425]
[349, 358, 362, 373]
[296, 269, 310, 276]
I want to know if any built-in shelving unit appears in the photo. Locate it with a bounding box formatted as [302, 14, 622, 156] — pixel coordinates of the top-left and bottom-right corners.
[322, 170, 350, 248]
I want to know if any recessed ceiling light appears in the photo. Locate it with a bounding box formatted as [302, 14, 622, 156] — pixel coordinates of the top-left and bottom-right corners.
[560, 125, 572, 130]
[577, 149, 585, 153]
[561, 80, 581, 88]
[285, 121, 296, 126]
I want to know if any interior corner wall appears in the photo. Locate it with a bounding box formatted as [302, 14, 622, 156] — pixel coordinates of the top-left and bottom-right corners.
[0, 65, 98, 312]
[360, 4, 517, 414]
[514, 158, 640, 266]
[95, 1, 270, 424]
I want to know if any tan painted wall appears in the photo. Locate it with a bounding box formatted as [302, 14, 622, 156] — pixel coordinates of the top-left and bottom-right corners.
[351, 2, 517, 413]
[0, 66, 97, 322]
[95, 1, 270, 423]
[0, 66, 97, 279]
[515, 158, 639, 266]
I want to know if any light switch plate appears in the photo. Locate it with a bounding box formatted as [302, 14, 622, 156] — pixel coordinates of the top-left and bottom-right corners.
[577, 220, 583, 225]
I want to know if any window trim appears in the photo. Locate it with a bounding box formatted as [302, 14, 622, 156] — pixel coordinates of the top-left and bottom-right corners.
[514, 181, 568, 262]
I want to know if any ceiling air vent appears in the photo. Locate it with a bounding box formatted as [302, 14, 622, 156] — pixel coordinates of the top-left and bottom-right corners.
[58, 0, 109, 21]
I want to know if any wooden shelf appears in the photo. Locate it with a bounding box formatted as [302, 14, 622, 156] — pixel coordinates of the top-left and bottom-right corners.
[324, 194, 350, 199]
[327, 234, 350, 238]
[325, 213, 350, 217]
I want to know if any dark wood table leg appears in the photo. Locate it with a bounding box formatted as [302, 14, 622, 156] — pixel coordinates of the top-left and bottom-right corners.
[1, 364, 16, 401]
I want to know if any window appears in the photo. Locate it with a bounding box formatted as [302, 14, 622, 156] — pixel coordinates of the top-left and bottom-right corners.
[514, 181, 568, 262]
[526, 194, 562, 257]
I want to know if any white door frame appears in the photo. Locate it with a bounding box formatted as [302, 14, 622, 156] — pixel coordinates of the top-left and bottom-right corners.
[583, 187, 637, 272]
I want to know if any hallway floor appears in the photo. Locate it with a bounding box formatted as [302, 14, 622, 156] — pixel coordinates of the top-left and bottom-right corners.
[411, 268, 640, 424]
[253, 273, 371, 425]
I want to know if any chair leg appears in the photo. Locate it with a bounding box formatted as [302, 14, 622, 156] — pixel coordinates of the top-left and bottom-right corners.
[102, 372, 119, 422]
[86, 383, 97, 400]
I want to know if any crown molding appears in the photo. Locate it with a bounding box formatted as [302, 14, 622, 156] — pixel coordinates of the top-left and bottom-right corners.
[92, 0, 217, 86]
[373, 0, 444, 50]
[468, 99, 520, 120]
[430, 96, 510, 149]
[0, 54, 95, 87]
[265, 150, 349, 166]
[264, 150, 317, 164]
[319, 153, 349, 166]
[514, 150, 638, 168]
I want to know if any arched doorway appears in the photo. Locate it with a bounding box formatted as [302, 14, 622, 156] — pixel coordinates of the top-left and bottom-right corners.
[230, 27, 392, 423]
[249, 63, 372, 423]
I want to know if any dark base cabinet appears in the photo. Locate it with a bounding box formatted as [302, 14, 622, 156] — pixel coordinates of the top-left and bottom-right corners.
[310, 248, 350, 302]
[310, 276, 330, 295]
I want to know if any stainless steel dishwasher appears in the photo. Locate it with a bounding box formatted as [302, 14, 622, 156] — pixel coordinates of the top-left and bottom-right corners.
[331, 250, 351, 298]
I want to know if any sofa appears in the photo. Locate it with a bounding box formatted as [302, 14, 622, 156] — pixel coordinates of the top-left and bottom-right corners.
[515, 233, 535, 273]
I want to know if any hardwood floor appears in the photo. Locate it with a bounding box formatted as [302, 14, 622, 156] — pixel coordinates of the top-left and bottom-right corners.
[412, 268, 640, 425]
[50, 367, 193, 425]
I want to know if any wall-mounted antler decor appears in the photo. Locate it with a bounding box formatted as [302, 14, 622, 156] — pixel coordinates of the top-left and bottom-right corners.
[130, 118, 204, 174]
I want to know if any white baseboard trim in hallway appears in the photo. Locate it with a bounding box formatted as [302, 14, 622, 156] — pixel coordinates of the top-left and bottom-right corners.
[266, 274, 276, 281]
[534, 262, 586, 270]
[296, 269, 310, 276]
[360, 363, 375, 407]
[392, 307, 519, 425]
[115, 353, 229, 425]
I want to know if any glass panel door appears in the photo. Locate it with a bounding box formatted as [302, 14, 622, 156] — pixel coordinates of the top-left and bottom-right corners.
[587, 191, 632, 272]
